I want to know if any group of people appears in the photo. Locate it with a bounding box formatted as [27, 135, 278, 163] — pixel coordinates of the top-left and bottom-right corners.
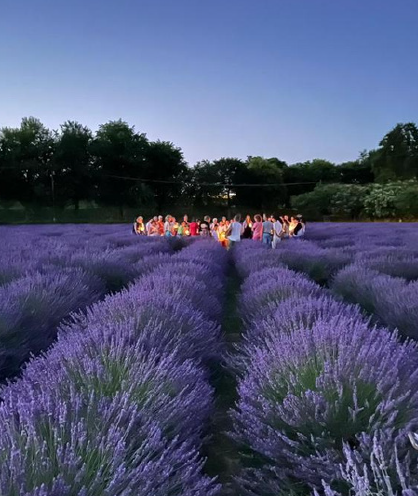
[132, 213, 305, 248]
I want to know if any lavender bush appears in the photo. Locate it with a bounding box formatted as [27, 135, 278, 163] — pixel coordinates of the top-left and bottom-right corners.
[231, 318, 418, 493]
[0, 387, 219, 496]
[230, 238, 418, 495]
[239, 266, 323, 322]
[331, 264, 418, 340]
[0, 232, 227, 495]
[0, 268, 105, 380]
[231, 294, 367, 373]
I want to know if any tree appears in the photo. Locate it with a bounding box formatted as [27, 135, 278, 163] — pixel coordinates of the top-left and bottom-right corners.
[242, 156, 287, 211]
[283, 159, 337, 200]
[0, 117, 55, 206]
[329, 184, 369, 219]
[291, 184, 341, 217]
[143, 140, 188, 211]
[53, 121, 94, 209]
[393, 181, 418, 218]
[363, 182, 406, 218]
[91, 120, 149, 216]
[189, 158, 248, 209]
[291, 183, 368, 219]
[372, 123, 418, 181]
[338, 153, 375, 184]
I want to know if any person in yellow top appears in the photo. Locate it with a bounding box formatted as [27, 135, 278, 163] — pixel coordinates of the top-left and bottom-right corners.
[133, 216, 145, 235]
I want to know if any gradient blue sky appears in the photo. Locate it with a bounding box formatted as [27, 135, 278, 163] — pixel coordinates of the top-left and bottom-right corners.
[1, 0, 417, 166]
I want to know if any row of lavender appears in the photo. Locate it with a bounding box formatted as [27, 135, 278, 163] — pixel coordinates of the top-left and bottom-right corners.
[0, 225, 176, 381]
[229, 240, 418, 495]
[270, 223, 418, 341]
[0, 238, 228, 495]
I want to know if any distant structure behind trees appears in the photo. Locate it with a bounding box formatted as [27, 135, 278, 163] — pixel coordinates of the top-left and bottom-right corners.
[0, 118, 417, 222]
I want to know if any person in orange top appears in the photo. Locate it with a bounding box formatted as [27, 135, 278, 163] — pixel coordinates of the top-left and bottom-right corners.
[157, 215, 164, 236]
[217, 219, 228, 248]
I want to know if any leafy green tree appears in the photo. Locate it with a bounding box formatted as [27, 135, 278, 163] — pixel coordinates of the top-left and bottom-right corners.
[242, 156, 287, 211]
[283, 159, 337, 200]
[372, 123, 418, 181]
[0, 117, 55, 206]
[91, 120, 149, 216]
[329, 184, 369, 218]
[144, 140, 188, 211]
[53, 121, 94, 209]
[363, 182, 406, 218]
[338, 153, 375, 184]
[291, 184, 342, 217]
[291, 183, 368, 219]
[189, 157, 248, 208]
[393, 181, 418, 218]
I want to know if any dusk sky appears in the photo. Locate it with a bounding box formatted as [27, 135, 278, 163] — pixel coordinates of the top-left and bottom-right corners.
[1, 0, 417, 166]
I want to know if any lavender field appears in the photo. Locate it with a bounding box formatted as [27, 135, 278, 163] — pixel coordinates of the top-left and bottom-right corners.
[1, 222, 418, 495]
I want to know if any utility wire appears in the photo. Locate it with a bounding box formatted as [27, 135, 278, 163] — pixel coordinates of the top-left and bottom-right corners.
[104, 174, 318, 187]
[0, 165, 319, 187]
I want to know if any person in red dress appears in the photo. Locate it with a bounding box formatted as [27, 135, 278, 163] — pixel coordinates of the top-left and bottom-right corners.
[189, 218, 199, 236]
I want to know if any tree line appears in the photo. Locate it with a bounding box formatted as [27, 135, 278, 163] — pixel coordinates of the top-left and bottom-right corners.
[0, 117, 417, 221]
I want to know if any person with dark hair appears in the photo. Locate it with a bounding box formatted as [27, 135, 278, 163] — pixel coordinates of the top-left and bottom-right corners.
[252, 214, 263, 241]
[189, 218, 199, 236]
[200, 215, 211, 237]
[242, 214, 253, 239]
[262, 215, 273, 247]
[292, 216, 306, 237]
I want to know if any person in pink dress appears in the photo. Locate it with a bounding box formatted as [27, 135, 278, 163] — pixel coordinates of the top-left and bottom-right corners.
[252, 214, 263, 241]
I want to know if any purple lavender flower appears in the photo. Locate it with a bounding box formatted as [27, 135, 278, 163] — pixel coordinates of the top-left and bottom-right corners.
[0, 387, 220, 495]
[231, 317, 418, 492]
[331, 264, 418, 340]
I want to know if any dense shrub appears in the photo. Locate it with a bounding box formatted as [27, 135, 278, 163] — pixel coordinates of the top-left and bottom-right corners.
[0, 237, 226, 495]
[232, 294, 367, 373]
[0, 387, 219, 496]
[331, 263, 418, 340]
[231, 317, 418, 494]
[0, 268, 105, 380]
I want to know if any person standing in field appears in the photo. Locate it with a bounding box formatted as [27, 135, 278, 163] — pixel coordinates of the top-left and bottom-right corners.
[252, 214, 263, 241]
[157, 215, 164, 236]
[262, 216, 274, 247]
[148, 219, 160, 236]
[242, 214, 253, 239]
[164, 215, 172, 237]
[289, 216, 298, 236]
[227, 214, 243, 249]
[147, 216, 158, 236]
[133, 216, 145, 235]
[217, 218, 228, 247]
[272, 215, 283, 248]
[171, 217, 179, 236]
[200, 216, 211, 237]
[189, 218, 198, 236]
[210, 218, 219, 240]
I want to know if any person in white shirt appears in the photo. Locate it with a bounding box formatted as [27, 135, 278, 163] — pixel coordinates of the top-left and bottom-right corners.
[227, 214, 244, 249]
[272, 216, 283, 248]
